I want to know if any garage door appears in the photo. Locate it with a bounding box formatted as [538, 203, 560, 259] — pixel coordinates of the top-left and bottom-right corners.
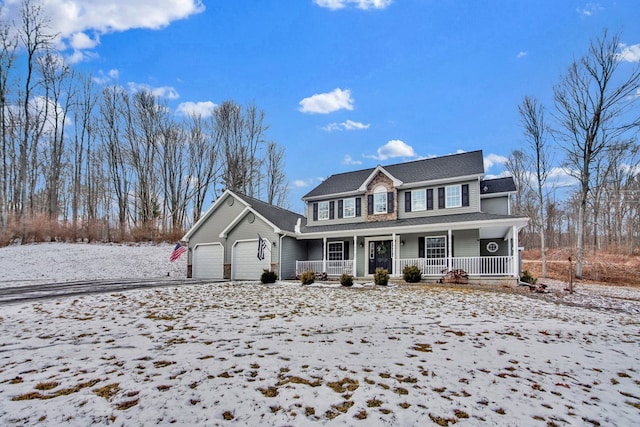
[232, 240, 271, 280]
[193, 243, 224, 279]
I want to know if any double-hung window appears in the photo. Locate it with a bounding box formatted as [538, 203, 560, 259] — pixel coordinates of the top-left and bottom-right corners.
[425, 236, 446, 259]
[445, 185, 462, 208]
[411, 189, 426, 211]
[318, 201, 329, 220]
[343, 198, 356, 218]
[328, 242, 344, 260]
[373, 187, 387, 214]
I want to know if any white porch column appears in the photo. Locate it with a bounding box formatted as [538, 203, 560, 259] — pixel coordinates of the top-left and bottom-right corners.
[392, 233, 397, 277]
[322, 237, 327, 273]
[512, 225, 519, 278]
[447, 229, 453, 271]
[353, 235, 358, 276]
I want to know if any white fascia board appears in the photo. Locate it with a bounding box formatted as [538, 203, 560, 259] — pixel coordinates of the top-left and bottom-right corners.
[219, 206, 251, 239]
[183, 189, 248, 241]
[219, 206, 286, 239]
[357, 165, 403, 192]
[397, 174, 484, 189]
[296, 216, 529, 240]
[480, 191, 516, 199]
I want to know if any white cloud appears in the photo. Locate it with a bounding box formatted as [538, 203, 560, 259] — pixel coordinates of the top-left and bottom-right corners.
[322, 119, 370, 131]
[299, 88, 354, 114]
[93, 69, 120, 85]
[616, 43, 640, 63]
[342, 154, 362, 165]
[576, 3, 602, 16]
[484, 153, 508, 170]
[176, 101, 217, 117]
[516, 51, 527, 59]
[367, 140, 416, 161]
[314, 0, 393, 10]
[294, 177, 326, 188]
[128, 82, 180, 99]
[342, 120, 370, 130]
[0, 1, 204, 59]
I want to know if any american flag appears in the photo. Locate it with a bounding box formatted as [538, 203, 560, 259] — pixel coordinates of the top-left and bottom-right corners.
[170, 242, 186, 262]
[257, 234, 267, 260]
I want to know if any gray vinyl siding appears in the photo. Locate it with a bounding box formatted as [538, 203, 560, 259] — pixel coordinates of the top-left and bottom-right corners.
[187, 194, 246, 263]
[398, 180, 480, 219]
[453, 229, 480, 257]
[305, 197, 364, 227]
[280, 237, 306, 279]
[481, 196, 509, 215]
[226, 213, 279, 264]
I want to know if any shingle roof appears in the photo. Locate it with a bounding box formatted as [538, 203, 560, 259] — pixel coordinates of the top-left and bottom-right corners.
[235, 193, 304, 233]
[480, 177, 517, 195]
[302, 150, 485, 199]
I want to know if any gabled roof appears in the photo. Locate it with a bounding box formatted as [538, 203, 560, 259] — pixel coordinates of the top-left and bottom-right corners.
[480, 176, 517, 195]
[182, 190, 304, 241]
[234, 193, 304, 233]
[303, 150, 485, 200]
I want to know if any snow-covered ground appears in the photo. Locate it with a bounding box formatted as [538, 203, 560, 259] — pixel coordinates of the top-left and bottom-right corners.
[0, 243, 639, 426]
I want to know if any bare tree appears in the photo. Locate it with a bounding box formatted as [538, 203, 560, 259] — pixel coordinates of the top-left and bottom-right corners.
[98, 85, 130, 240]
[15, 0, 54, 236]
[519, 96, 551, 277]
[0, 15, 18, 231]
[264, 141, 288, 207]
[187, 113, 219, 224]
[553, 30, 640, 279]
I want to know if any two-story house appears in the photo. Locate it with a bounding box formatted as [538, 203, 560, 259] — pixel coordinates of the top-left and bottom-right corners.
[181, 150, 529, 283]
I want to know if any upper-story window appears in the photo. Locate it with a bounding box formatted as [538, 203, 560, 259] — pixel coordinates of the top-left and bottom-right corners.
[373, 186, 387, 214]
[343, 198, 356, 218]
[445, 185, 462, 208]
[318, 201, 329, 220]
[411, 189, 426, 211]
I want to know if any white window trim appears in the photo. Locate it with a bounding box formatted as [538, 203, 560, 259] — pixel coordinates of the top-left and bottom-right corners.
[411, 189, 426, 211]
[373, 186, 387, 215]
[425, 236, 447, 259]
[328, 241, 344, 261]
[318, 201, 329, 221]
[343, 198, 356, 218]
[445, 185, 462, 209]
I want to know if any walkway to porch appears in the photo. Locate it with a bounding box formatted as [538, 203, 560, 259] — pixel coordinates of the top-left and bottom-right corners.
[295, 256, 514, 278]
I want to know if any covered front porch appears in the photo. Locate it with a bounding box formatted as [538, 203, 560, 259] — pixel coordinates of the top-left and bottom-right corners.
[294, 223, 524, 281]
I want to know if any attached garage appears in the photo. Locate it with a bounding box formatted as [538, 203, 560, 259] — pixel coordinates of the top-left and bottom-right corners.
[193, 243, 224, 279]
[232, 239, 271, 280]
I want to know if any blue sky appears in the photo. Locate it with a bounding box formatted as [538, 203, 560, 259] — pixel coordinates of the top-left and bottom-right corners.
[3, 0, 640, 213]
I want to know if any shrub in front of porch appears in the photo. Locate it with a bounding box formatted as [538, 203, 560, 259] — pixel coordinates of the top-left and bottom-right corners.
[260, 270, 278, 284]
[374, 268, 389, 286]
[300, 270, 315, 285]
[340, 273, 354, 287]
[402, 265, 422, 283]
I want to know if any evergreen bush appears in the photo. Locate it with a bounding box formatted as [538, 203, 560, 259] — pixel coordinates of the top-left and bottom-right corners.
[340, 273, 354, 287]
[402, 265, 422, 283]
[300, 270, 315, 285]
[260, 269, 277, 284]
[374, 268, 389, 286]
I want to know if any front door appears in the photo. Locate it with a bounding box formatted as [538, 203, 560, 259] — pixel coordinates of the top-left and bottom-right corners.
[368, 240, 392, 274]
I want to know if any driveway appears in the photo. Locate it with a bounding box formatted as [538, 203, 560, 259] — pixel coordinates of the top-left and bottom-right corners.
[0, 278, 223, 305]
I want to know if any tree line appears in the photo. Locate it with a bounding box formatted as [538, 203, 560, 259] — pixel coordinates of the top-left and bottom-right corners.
[0, 0, 288, 245]
[508, 30, 640, 279]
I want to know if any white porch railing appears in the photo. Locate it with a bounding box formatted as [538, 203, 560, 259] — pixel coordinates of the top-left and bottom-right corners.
[296, 260, 354, 277]
[297, 256, 514, 278]
[400, 256, 514, 277]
